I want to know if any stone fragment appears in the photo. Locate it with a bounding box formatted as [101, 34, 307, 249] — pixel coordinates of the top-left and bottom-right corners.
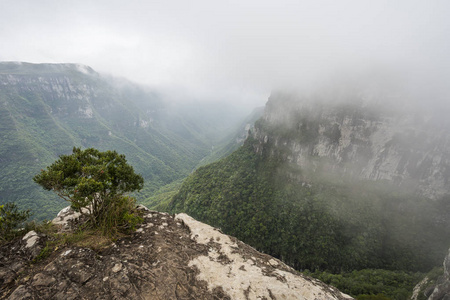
[112, 263, 123, 273]
[67, 262, 94, 284]
[32, 273, 56, 287]
[52, 206, 89, 232]
[8, 285, 32, 300]
[22, 231, 39, 248]
[268, 259, 279, 266]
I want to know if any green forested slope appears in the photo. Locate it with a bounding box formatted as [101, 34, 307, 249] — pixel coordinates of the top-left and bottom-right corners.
[196, 106, 264, 167]
[169, 137, 450, 273]
[0, 62, 245, 220]
[142, 106, 264, 211]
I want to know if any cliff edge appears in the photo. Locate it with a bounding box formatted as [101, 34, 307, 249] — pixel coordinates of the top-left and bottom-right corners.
[0, 205, 351, 300]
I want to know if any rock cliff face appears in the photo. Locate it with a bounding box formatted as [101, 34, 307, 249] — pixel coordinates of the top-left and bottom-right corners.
[426, 249, 450, 300]
[253, 91, 450, 199]
[0, 206, 351, 300]
[412, 248, 450, 300]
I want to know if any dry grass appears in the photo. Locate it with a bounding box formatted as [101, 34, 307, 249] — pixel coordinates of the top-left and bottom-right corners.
[32, 222, 122, 257]
[69, 230, 119, 251]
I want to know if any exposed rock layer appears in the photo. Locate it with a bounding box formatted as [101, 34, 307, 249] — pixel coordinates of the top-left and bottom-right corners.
[253, 92, 450, 199]
[0, 206, 352, 299]
[427, 249, 450, 300]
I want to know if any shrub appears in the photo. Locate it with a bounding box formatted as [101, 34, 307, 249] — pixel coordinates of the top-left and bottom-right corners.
[0, 202, 31, 243]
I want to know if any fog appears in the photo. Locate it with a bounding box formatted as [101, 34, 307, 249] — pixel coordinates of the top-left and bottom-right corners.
[1, 0, 449, 111]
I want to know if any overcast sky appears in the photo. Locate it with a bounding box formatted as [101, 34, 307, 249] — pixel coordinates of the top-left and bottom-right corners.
[1, 0, 449, 109]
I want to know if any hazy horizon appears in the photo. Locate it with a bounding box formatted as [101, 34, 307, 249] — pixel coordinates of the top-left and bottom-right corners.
[1, 0, 449, 111]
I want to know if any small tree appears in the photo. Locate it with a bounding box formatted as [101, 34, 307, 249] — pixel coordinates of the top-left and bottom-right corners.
[34, 147, 144, 232]
[0, 203, 31, 243]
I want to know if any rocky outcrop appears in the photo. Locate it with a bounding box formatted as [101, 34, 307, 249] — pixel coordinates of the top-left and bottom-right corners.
[51, 206, 90, 232]
[0, 231, 47, 290]
[0, 206, 352, 299]
[253, 92, 450, 199]
[427, 249, 450, 300]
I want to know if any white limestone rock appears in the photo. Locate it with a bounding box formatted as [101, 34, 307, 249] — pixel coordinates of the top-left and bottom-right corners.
[176, 213, 352, 300]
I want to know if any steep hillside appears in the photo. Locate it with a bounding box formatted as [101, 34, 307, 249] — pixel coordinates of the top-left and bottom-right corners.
[169, 90, 450, 275]
[140, 106, 264, 212]
[0, 62, 245, 220]
[197, 106, 264, 167]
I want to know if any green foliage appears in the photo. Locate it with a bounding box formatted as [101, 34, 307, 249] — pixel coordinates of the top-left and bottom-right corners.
[141, 179, 184, 212]
[169, 137, 450, 273]
[0, 63, 248, 220]
[96, 195, 144, 235]
[32, 243, 53, 263]
[0, 202, 31, 243]
[170, 140, 347, 271]
[33, 147, 144, 233]
[357, 294, 391, 300]
[305, 269, 423, 300]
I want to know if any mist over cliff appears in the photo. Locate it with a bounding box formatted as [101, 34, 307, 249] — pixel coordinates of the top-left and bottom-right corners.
[254, 74, 450, 200]
[0, 62, 247, 220]
[169, 78, 450, 279]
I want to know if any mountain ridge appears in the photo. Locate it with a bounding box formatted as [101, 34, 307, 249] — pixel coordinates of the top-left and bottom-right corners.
[0, 62, 247, 220]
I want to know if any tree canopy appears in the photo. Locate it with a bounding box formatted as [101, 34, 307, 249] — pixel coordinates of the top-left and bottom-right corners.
[34, 147, 144, 230]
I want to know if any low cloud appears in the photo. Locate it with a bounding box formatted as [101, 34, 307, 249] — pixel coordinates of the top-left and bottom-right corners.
[1, 0, 449, 110]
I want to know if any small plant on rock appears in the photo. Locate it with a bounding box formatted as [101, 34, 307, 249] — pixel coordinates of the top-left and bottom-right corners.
[0, 202, 31, 243]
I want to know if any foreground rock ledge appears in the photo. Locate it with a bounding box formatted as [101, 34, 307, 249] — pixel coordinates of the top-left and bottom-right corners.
[0, 206, 352, 300]
[175, 213, 351, 300]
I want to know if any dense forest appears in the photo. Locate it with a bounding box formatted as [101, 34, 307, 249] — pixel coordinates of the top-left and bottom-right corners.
[169, 135, 450, 297]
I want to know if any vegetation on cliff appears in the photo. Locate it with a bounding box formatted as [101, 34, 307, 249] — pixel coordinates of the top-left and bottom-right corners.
[33, 147, 144, 234]
[170, 137, 450, 273]
[168, 134, 450, 298]
[0, 202, 31, 243]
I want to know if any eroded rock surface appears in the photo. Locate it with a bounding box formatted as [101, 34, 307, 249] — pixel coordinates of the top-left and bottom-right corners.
[254, 93, 450, 199]
[0, 206, 352, 299]
[176, 213, 351, 300]
[427, 249, 450, 300]
[52, 206, 89, 232]
[0, 230, 46, 292]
